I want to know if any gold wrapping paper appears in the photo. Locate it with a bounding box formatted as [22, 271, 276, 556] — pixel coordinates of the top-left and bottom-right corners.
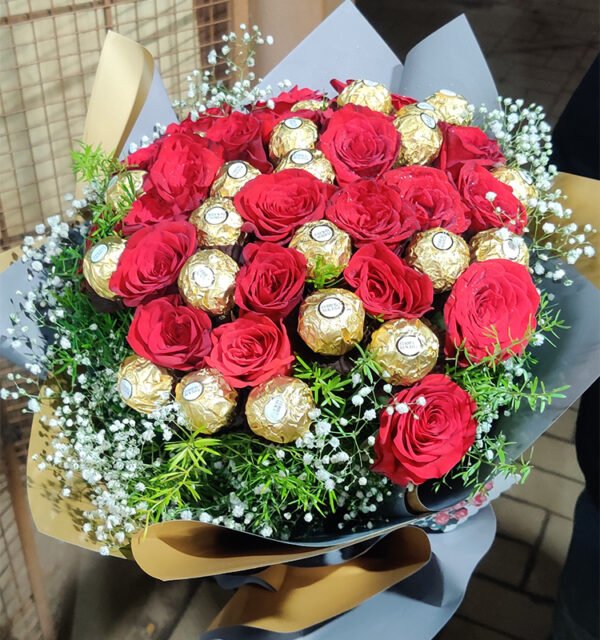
[336, 79, 393, 114]
[245, 376, 314, 443]
[298, 288, 365, 355]
[396, 101, 437, 118]
[405, 228, 470, 292]
[175, 368, 238, 434]
[393, 112, 443, 166]
[117, 355, 173, 414]
[190, 196, 243, 247]
[291, 99, 328, 112]
[426, 89, 472, 125]
[289, 220, 352, 278]
[210, 161, 260, 198]
[178, 249, 239, 316]
[491, 165, 538, 204]
[274, 148, 336, 183]
[269, 117, 318, 161]
[470, 228, 530, 266]
[82, 235, 126, 300]
[105, 170, 146, 207]
[369, 319, 439, 386]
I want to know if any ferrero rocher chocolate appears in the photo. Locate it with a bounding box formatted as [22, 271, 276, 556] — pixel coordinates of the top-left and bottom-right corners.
[405, 228, 470, 292]
[117, 355, 173, 414]
[491, 166, 538, 205]
[245, 375, 314, 443]
[369, 319, 439, 386]
[396, 101, 437, 118]
[269, 117, 318, 162]
[210, 161, 260, 198]
[298, 288, 364, 356]
[336, 79, 393, 114]
[105, 170, 146, 208]
[393, 112, 443, 166]
[190, 196, 243, 246]
[178, 249, 239, 315]
[426, 89, 472, 126]
[291, 99, 328, 112]
[82, 236, 126, 300]
[175, 368, 237, 434]
[470, 228, 530, 266]
[289, 220, 352, 278]
[274, 148, 335, 183]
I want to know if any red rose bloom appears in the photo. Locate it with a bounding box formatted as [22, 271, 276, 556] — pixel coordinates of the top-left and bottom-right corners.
[235, 243, 307, 320]
[458, 162, 527, 234]
[205, 111, 272, 173]
[109, 221, 197, 306]
[344, 243, 433, 320]
[325, 178, 419, 248]
[234, 169, 335, 243]
[206, 312, 294, 388]
[260, 85, 325, 114]
[147, 132, 223, 214]
[373, 374, 478, 486]
[382, 166, 469, 233]
[435, 124, 505, 180]
[127, 295, 212, 371]
[444, 259, 540, 364]
[318, 105, 399, 185]
[122, 190, 187, 235]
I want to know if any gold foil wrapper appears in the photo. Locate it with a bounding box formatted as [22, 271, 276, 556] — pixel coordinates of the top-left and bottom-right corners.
[298, 288, 365, 356]
[190, 196, 243, 247]
[396, 101, 437, 118]
[291, 99, 328, 112]
[274, 148, 336, 184]
[393, 112, 443, 166]
[175, 368, 238, 434]
[210, 161, 260, 198]
[405, 228, 469, 292]
[245, 375, 314, 443]
[178, 249, 239, 316]
[426, 90, 472, 126]
[105, 170, 146, 208]
[491, 166, 538, 205]
[470, 228, 530, 266]
[336, 79, 393, 114]
[289, 220, 352, 278]
[369, 319, 439, 386]
[82, 235, 127, 300]
[269, 117, 318, 162]
[117, 355, 173, 415]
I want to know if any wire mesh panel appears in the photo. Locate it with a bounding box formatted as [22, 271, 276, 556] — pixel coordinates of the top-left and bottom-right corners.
[0, 0, 244, 249]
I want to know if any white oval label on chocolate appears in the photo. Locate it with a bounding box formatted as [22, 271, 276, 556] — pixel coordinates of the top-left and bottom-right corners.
[284, 117, 302, 130]
[119, 378, 133, 400]
[204, 206, 228, 225]
[183, 381, 204, 401]
[90, 243, 109, 263]
[432, 231, 454, 251]
[310, 224, 334, 243]
[363, 79, 378, 87]
[420, 113, 437, 129]
[521, 170, 534, 185]
[396, 335, 423, 357]
[318, 297, 345, 319]
[193, 265, 215, 288]
[227, 162, 247, 179]
[264, 396, 288, 424]
[440, 89, 457, 97]
[291, 149, 313, 165]
[502, 238, 521, 260]
[416, 101, 435, 111]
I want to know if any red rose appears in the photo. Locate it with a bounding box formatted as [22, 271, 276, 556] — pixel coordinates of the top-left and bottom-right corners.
[260, 85, 325, 114]
[344, 243, 433, 320]
[435, 124, 505, 180]
[325, 178, 419, 248]
[164, 107, 230, 137]
[127, 294, 212, 371]
[205, 111, 272, 173]
[444, 259, 540, 364]
[235, 243, 307, 320]
[234, 169, 335, 243]
[122, 190, 187, 235]
[318, 105, 399, 185]
[382, 166, 469, 233]
[458, 162, 527, 234]
[373, 373, 478, 486]
[206, 312, 294, 388]
[147, 132, 223, 214]
[109, 221, 197, 306]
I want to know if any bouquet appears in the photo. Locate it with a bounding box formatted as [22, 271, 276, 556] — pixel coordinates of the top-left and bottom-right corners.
[2, 7, 598, 633]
